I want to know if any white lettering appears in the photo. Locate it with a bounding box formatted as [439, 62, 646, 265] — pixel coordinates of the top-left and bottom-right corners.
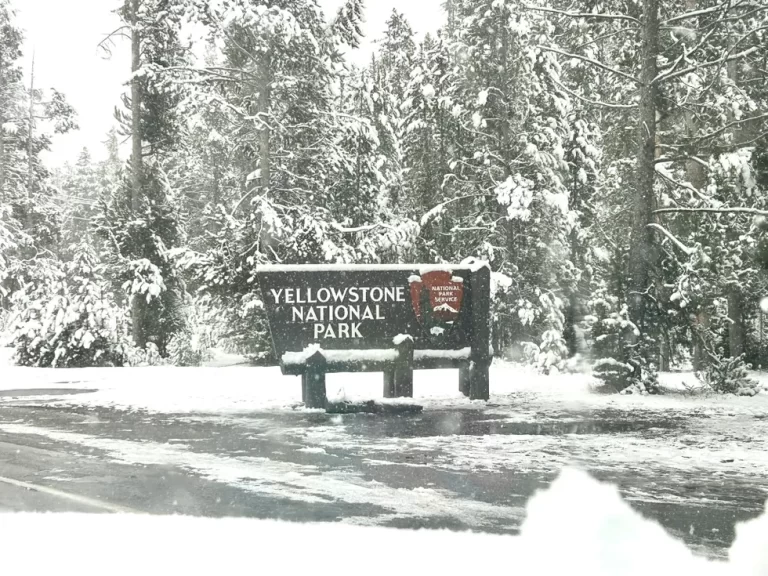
[348, 287, 359, 303]
[292, 307, 304, 322]
[330, 287, 348, 302]
[351, 323, 362, 337]
[323, 324, 336, 338]
[285, 289, 294, 304]
[270, 288, 284, 303]
[384, 287, 396, 301]
[349, 306, 360, 321]
[305, 307, 318, 322]
[362, 306, 374, 320]
[370, 287, 383, 302]
[313, 323, 324, 339]
[396, 286, 406, 301]
[336, 306, 349, 321]
[375, 305, 384, 320]
[359, 287, 371, 302]
[317, 288, 331, 303]
[338, 324, 350, 338]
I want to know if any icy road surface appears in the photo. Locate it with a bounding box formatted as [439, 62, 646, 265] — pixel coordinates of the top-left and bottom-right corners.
[0, 348, 766, 560]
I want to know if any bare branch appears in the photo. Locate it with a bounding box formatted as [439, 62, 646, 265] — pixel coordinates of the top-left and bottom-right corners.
[662, 1, 764, 25]
[537, 45, 643, 86]
[654, 207, 768, 217]
[552, 77, 636, 110]
[693, 112, 768, 143]
[331, 222, 381, 233]
[698, 25, 768, 97]
[97, 25, 130, 58]
[647, 223, 695, 255]
[523, 4, 640, 24]
[537, 45, 642, 86]
[652, 27, 717, 84]
[658, 46, 759, 84]
[655, 166, 711, 202]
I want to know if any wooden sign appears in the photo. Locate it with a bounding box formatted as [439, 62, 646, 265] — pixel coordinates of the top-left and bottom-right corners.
[257, 262, 491, 408]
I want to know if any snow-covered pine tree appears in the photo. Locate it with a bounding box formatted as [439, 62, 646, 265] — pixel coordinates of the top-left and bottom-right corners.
[10, 242, 131, 367]
[56, 148, 101, 249]
[533, 0, 768, 385]
[1, 0, 77, 325]
[169, 0, 416, 354]
[94, 0, 188, 355]
[401, 33, 461, 263]
[422, 0, 574, 369]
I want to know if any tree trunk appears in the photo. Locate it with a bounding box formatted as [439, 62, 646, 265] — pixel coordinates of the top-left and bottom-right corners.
[628, 0, 659, 330]
[25, 52, 35, 230]
[0, 53, 5, 203]
[257, 54, 271, 254]
[659, 332, 671, 371]
[724, 27, 746, 358]
[728, 287, 745, 358]
[130, 0, 142, 214]
[258, 57, 270, 195]
[693, 310, 710, 371]
[130, 0, 145, 348]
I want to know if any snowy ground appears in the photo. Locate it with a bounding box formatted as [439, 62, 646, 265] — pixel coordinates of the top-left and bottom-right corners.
[2, 468, 766, 576]
[0, 344, 767, 564]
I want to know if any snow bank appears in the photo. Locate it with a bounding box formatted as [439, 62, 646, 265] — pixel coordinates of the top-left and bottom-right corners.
[518, 468, 719, 574]
[4, 357, 768, 416]
[0, 467, 763, 575]
[729, 499, 768, 573]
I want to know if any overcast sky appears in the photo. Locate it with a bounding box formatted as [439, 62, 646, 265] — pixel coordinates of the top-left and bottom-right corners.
[15, 0, 443, 167]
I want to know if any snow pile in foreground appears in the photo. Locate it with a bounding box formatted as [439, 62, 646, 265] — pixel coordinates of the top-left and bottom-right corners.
[0, 469, 765, 575]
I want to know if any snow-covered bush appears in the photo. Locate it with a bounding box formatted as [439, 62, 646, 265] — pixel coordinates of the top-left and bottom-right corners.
[10, 246, 132, 367]
[587, 292, 659, 393]
[123, 342, 166, 367]
[517, 290, 569, 374]
[166, 297, 216, 367]
[697, 351, 759, 396]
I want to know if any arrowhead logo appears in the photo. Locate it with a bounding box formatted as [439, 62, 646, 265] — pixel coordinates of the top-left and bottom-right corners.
[409, 270, 464, 337]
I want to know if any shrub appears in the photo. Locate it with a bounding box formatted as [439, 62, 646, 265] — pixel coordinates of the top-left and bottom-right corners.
[166, 297, 216, 367]
[10, 246, 132, 367]
[587, 291, 659, 394]
[697, 351, 759, 396]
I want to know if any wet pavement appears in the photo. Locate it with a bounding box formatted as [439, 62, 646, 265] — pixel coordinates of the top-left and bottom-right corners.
[0, 389, 765, 560]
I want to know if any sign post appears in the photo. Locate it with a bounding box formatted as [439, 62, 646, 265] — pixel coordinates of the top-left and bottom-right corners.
[257, 262, 491, 409]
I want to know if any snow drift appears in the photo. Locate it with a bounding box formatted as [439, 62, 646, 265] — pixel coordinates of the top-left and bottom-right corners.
[0, 468, 764, 576]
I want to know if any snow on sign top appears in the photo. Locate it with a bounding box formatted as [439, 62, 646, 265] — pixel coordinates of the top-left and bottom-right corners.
[259, 263, 473, 273]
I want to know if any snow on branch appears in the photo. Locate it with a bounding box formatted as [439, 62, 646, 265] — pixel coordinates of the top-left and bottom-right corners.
[330, 222, 381, 234]
[646, 224, 695, 256]
[522, 4, 640, 24]
[694, 112, 768, 143]
[655, 165, 711, 203]
[420, 194, 490, 226]
[657, 46, 760, 84]
[653, 207, 768, 217]
[551, 78, 636, 110]
[536, 46, 642, 86]
[663, 1, 767, 26]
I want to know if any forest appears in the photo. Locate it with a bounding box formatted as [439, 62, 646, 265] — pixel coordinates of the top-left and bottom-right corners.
[1, 0, 768, 394]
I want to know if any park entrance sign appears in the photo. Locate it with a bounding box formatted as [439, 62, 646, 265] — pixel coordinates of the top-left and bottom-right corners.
[257, 261, 491, 408]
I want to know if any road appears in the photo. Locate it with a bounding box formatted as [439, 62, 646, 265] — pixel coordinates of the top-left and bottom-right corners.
[0, 387, 765, 560]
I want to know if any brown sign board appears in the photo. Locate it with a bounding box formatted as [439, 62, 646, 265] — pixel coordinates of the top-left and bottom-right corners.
[256, 262, 491, 406]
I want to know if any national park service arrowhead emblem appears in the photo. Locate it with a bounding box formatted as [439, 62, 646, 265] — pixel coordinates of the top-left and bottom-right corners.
[409, 270, 464, 338]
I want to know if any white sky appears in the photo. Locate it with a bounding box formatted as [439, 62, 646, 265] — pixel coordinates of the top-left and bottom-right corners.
[15, 0, 443, 167]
